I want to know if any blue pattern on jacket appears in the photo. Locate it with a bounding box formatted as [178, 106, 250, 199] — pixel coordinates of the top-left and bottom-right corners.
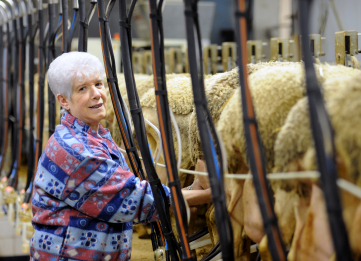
[30, 112, 170, 261]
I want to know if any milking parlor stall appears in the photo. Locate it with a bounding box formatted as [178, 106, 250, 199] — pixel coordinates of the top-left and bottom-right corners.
[1, 0, 361, 260]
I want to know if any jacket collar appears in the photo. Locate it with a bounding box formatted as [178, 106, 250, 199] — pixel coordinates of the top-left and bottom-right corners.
[61, 111, 110, 139]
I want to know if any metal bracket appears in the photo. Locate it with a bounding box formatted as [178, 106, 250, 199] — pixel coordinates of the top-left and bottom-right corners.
[203, 44, 218, 74]
[168, 48, 183, 73]
[270, 37, 294, 61]
[143, 50, 152, 75]
[309, 34, 326, 58]
[247, 40, 266, 64]
[132, 50, 145, 74]
[335, 30, 360, 67]
[222, 42, 236, 72]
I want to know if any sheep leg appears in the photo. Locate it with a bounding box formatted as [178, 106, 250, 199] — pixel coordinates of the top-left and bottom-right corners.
[294, 184, 334, 261]
[273, 187, 300, 246]
[243, 178, 264, 243]
[350, 202, 361, 258]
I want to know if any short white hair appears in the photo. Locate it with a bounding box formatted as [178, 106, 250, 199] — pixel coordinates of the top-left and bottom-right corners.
[47, 52, 105, 99]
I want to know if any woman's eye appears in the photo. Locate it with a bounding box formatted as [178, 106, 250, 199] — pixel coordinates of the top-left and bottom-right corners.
[79, 87, 85, 91]
[96, 82, 103, 87]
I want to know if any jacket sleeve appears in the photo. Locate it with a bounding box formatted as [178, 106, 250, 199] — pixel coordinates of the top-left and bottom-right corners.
[34, 138, 171, 224]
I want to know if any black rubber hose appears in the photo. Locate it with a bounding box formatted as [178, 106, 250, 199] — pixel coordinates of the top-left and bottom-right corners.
[48, 1, 56, 138]
[148, 0, 194, 260]
[48, 1, 62, 58]
[298, 1, 352, 260]
[0, 22, 11, 173]
[200, 241, 220, 261]
[201, 248, 220, 261]
[82, 1, 97, 52]
[97, 3, 147, 183]
[7, 10, 20, 189]
[188, 226, 208, 242]
[33, 5, 46, 180]
[13, 12, 27, 190]
[77, 0, 85, 51]
[118, 1, 182, 259]
[24, 10, 37, 194]
[97, 0, 145, 181]
[61, 0, 68, 53]
[67, 7, 79, 52]
[97, 1, 173, 258]
[0, 20, 4, 163]
[233, 1, 287, 260]
[183, 0, 234, 259]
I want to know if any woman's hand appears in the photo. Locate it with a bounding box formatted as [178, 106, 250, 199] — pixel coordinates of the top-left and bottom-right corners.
[181, 178, 212, 206]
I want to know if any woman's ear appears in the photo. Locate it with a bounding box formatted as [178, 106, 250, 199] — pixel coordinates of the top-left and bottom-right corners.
[57, 94, 70, 111]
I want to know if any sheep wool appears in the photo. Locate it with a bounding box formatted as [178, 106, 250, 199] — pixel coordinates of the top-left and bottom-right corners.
[139, 73, 212, 173]
[188, 67, 240, 165]
[217, 64, 306, 173]
[140, 74, 194, 115]
[326, 75, 361, 186]
[273, 65, 361, 175]
[271, 71, 361, 251]
[105, 73, 153, 143]
[247, 61, 301, 75]
[325, 75, 361, 256]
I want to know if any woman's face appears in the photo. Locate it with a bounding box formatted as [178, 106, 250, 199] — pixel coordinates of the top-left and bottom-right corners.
[59, 73, 107, 131]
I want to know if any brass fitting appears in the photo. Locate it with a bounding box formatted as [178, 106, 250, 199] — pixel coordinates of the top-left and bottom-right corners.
[184, 48, 189, 73]
[154, 246, 166, 261]
[247, 40, 266, 64]
[19, 202, 33, 223]
[309, 34, 326, 58]
[222, 42, 236, 72]
[168, 48, 183, 74]
[270, 38, 294, 61]
[132, 50, 145, 74]
[3, 186, 17, 204]
[203, 44, 218, 74]
[143, 50, 153, 75]
[335, 31, 360, 67]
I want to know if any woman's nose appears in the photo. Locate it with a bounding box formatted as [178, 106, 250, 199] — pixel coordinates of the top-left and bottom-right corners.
[91, 86, 101, 98]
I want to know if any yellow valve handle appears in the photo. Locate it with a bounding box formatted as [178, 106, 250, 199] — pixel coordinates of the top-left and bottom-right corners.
[0, 176, 7, 192]
[21, 222, 34, 254]
[19, 203, 33, 223]
[154, 246, 166, 261]
[22, 243, 30, 254]
[4, 186, 17, 225]
[3, 186, 18, 204]
[26, 222, 35, 238]
[14, 191, 26, 235]
[7, 202, 15, 225]
[0, 183, 4, 218]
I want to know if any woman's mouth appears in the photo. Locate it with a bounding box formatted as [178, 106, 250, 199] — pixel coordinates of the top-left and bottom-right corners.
[89, 103, 103, 109]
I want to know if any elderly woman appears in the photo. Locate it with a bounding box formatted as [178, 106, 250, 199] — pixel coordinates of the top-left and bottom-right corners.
[30, 52, 211, 261]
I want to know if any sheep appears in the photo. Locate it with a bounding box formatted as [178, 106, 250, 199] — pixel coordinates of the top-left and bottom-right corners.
[205, 63, 361, 260]
[209, 64, 306, 259]
[107, 73, 196, 184]
[246, 61, 301, 75]
[187, 67, 240, 169]
[271, 74, 361, 261]
[105, 73, 208, 243]
[102, 73, 152, 134]
[272, 66, 361, 240]
[177, 63, 304, 259]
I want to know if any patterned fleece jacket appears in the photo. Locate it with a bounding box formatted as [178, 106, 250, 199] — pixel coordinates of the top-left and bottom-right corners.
[30, 112, 170, 261]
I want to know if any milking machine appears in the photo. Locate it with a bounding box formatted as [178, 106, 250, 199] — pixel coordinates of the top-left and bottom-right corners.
[335, 30, 361, 68]
[234, 0, 287, 260]
[184, 0, 234, 259]
[298, 0, 352, 260]
[148, 0, 195, 259]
